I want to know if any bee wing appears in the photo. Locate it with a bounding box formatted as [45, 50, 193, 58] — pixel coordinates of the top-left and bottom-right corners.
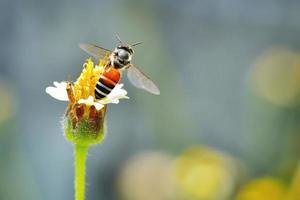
[127, 65, 160, 95]
[79, 43, 112, 60]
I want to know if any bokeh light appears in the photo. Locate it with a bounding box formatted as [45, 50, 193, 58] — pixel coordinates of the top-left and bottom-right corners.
[286, 164, 300, 200]
[235, 177, 286, 200]
[174, 146, 239, 200]
[117, 151, 176, 200]
[250, 48, 300, 107]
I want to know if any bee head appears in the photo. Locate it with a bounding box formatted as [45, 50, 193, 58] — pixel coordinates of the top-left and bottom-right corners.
[113, 35, 142, 67]
[117, 45, 134, 54]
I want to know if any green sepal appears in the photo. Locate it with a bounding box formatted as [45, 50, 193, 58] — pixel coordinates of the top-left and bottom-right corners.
[64, 118, 106, 146]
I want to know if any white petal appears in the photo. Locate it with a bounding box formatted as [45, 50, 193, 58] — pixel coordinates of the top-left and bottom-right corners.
[78, 96, 104, 110]
[45, 81, 69, 101]
[99, 83, 129, 104]
[93, 102, 104, 110]
[78, 96, 93, 104]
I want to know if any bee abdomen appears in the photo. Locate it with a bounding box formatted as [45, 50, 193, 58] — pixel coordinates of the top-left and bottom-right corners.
[94, 67, 121, 100]
[94, 80, 112, 99]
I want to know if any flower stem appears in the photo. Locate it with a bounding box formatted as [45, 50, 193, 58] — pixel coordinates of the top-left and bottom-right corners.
[74, 144, 89, 200]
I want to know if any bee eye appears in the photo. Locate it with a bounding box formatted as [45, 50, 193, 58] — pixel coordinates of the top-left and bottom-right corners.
[118, 49, 129, 60]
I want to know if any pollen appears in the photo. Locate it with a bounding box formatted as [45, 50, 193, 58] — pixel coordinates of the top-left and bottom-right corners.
[73, 58, 105, 101]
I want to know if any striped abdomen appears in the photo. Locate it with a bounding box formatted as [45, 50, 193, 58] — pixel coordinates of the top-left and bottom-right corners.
[95, 67, 121, 99]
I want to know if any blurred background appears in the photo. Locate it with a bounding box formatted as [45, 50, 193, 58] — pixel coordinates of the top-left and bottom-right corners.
[1, 0, 300, 199]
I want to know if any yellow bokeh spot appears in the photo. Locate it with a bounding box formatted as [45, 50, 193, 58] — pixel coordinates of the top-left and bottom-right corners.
[174, 146, 237, 200]
[236, 177, 286, 200]
[251, 48, 300, 107]
[73, 58, 105, 101]
[286, 164, 300, 200]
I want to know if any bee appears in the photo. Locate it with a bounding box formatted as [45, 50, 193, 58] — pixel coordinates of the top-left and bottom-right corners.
[79, 37, 160, 99]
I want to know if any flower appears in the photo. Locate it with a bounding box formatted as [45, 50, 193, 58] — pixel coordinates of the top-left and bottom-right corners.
[46, 58, 129, 145]
[46, 82, 128, 110]
[46, 59, 129, 110]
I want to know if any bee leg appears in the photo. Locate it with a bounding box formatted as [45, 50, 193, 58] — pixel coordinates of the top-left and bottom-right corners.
[104, 61, 111, 70]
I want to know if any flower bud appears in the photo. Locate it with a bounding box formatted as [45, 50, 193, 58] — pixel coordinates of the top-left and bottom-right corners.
[64, 103, 107, 146]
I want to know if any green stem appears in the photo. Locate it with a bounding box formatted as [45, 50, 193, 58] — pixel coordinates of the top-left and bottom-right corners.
[74, 144, 89, 200]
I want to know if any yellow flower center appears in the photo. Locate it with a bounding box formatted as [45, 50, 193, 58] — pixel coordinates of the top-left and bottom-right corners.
[73, 58, 107, 101]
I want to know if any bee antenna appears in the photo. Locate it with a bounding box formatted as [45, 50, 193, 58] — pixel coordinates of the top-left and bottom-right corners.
[131, 42, 142, 47]
[116, 34, 123, 44]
